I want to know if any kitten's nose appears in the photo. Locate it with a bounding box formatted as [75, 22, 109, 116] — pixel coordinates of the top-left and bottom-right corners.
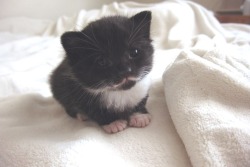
[118, 66, 132, 76]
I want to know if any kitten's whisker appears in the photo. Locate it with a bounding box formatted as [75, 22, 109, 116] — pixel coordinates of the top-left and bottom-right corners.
[128, 16, 135, 42]
[129, 12, 148, 40]
[128, 19, 151, 44]
[71, 36, 101, 50]
[91, 81, 104, 89]
[65, 46, 101, 52]
[62, 35, 100, 51]
[78, 31, 96, 45]
[60, 73, 99, 105]
[128, 32, 152, 45]
[58, 82, 82, 104]
[90, 24, 104, 52]
[78, 31, 104, 52]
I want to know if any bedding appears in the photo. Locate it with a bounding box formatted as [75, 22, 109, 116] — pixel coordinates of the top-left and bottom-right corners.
[0, 0, 249, 166]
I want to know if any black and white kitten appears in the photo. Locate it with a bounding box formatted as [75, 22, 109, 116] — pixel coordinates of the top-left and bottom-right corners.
[50, 11, 154, 133]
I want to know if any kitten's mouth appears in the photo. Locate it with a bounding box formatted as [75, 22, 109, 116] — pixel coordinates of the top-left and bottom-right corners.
[112, 76, 137, 90]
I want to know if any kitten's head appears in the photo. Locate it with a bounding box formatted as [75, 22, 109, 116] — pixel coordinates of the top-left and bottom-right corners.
[61, 11, 154, 91]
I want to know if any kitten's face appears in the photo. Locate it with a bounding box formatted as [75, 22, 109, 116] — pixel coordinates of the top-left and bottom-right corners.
[61, 11, 153, 91]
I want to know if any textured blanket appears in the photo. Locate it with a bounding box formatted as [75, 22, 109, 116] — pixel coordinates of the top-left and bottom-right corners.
[163, 36, 250, 166]
[0, 0, 250, 166]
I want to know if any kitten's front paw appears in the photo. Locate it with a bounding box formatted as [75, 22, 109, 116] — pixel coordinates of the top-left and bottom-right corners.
[102, 120, 128, 134]
[129, 113, 151, 128]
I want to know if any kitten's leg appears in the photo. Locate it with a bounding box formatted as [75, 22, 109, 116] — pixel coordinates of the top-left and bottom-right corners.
[76, 113, 89, 121]
[102, 120, 128, 133]
[129, 95, 151, 128]
[65, 106, 88, 121]
[129, 113, 151, 128]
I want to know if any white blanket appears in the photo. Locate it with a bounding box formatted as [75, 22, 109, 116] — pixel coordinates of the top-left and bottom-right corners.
[163, 36, 250, 166]
[0, 0, 250, 166]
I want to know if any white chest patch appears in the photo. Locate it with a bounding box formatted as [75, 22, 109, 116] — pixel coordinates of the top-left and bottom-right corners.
[101, 75, 151, 111]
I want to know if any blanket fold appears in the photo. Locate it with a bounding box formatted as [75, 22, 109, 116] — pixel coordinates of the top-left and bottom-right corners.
[163, 36, 250, 167]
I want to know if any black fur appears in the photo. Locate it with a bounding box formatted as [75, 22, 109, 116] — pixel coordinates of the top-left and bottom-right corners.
[50, 11, 154, 126]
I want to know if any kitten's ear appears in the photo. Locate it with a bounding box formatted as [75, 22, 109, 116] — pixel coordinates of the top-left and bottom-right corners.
[61, 31, 83, 53]
[130, 11, 152, 39]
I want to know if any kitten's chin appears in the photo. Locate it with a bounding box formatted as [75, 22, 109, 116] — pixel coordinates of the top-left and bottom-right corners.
[112, 77, 137, 91]
[119, 80, 136, 90]
[85, 77, 137, 93]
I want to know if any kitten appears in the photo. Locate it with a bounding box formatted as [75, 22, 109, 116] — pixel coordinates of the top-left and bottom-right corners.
[50, 11, 154, 133]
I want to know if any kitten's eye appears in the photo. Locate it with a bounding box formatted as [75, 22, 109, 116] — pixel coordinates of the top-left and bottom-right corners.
[96, 57, 106, 66]
[129, 48, 140, 59]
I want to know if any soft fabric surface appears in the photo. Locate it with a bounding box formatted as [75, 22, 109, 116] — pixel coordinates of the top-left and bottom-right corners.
[0, 0, 249, 166]
[163, 36, 250, 166]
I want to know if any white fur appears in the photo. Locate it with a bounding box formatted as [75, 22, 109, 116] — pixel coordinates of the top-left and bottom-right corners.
[101, 74, 151, 111]
[76, 113, 89, 121]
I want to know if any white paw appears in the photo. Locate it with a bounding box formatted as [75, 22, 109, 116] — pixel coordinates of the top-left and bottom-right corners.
[76, 113, 88, 121]
[102, 120, 128, 134]
[129, 113, 151, 128]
